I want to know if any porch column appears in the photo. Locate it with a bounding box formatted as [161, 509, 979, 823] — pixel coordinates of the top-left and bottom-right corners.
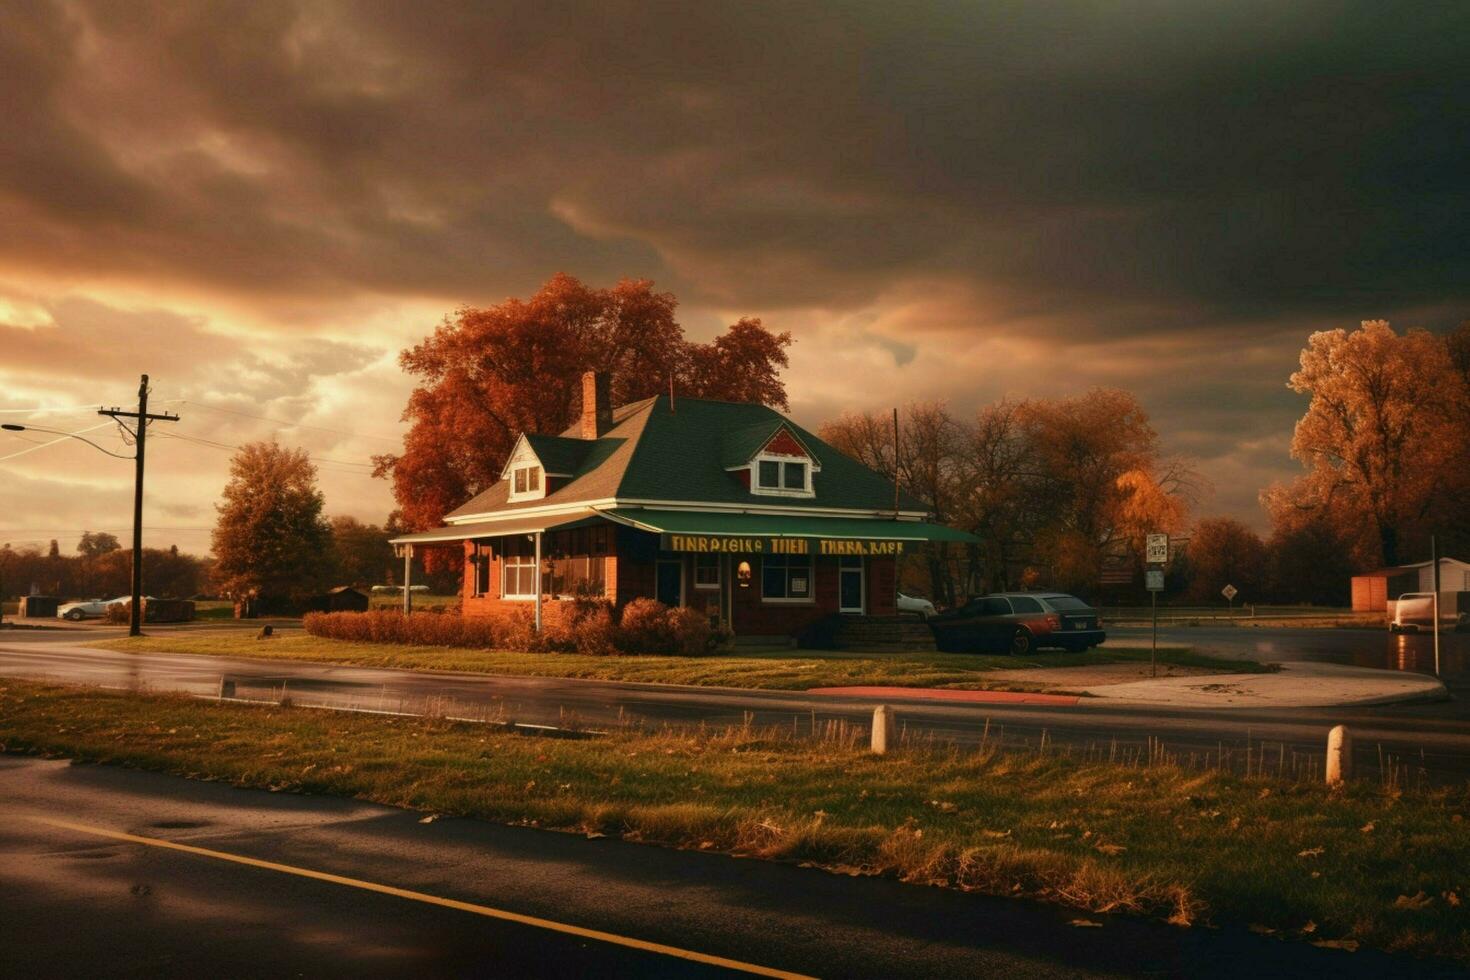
[402, 544, 413, 615]
[533, 531, 543, 632]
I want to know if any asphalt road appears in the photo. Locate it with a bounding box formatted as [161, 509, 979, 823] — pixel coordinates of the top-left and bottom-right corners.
[3, 628, 1470, 784]
[0, 756, 1458, 979]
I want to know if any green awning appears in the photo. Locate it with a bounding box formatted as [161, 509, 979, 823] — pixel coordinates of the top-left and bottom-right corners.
[601, 507, 977, 554]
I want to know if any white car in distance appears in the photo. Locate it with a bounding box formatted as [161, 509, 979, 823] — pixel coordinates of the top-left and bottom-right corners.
[897, 592, 938, 619]
[56, 596, 151, 621]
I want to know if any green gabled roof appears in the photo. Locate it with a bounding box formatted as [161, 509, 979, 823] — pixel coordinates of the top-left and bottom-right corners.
[604, 509, 978, 543]
[443, 395, 929, 521]
[613, 397, 928, 512]
[523, 434, 594, 475]
[720, 420, 782, 469]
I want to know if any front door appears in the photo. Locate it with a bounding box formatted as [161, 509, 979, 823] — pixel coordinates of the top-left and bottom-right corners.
[656, 559, 684, 607]
[839, 556, 865, 614]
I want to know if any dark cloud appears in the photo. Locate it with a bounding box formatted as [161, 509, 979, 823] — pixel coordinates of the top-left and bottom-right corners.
[0, 0, 1464, 318]
[2, 0, 1466, 532]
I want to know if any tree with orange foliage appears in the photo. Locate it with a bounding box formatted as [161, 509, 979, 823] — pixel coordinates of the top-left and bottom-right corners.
[1267, 320, 1469, 568]
[1015, 390, 1195, 592]
[821, 390, 1196, 601]
[212, 442, 334, 598]
[376, 274, 792, 551]
[1181, 517, 1267, 604]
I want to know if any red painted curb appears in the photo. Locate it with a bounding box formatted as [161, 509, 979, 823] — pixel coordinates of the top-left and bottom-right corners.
[806, 686, 1080, 706]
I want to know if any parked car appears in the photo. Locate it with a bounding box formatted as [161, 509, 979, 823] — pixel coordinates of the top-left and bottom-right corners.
[1389, 593, 1467, 632]
[897, 592, 937, 619]
[929, 592, 1106, 655]
[56, 595, 155, 621]
[56, 598, 109, 621]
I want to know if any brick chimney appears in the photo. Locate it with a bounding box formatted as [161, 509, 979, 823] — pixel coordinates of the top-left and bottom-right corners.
[581, 370, 612, 439]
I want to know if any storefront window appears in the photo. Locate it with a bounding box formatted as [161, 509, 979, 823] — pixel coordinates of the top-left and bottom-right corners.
[694, 554, 721, 589]
[762, 554, 812, 601]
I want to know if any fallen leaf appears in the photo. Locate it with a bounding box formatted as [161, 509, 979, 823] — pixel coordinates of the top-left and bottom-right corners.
[1248, 924, 1276, 936]
[1166, 911, 1193, 928]
[982, 829, 1011, 838]
[418, 814, 438, 824]
[1258, 788, 1272, 799]
[1394, 891, 1433, 910]
[1445, 891, 1460, 907]
[1359, 822, 1374, 833]
[1297, 847, 1324, 858]
[1300, 920, 1317, 934]
[1068, 919, 1102, 928]
[1095, 843, 1126, 856]
[584, 831, 606, 840]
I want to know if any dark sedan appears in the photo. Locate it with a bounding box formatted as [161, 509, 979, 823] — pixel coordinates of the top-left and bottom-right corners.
[929, 592, 1106, 655]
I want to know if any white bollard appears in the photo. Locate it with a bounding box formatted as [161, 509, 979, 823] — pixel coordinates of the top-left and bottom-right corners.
[1326, 724, 1352, 785]
[872, 705, 895, 755]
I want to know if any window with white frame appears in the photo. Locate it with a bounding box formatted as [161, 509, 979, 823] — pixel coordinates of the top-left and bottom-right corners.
[511, 465, 541, 496]
[502, 554, 539, 599]
[752, 456, 812, 497]
[762, 554, 812, 601]
[694, 554, 721, 590]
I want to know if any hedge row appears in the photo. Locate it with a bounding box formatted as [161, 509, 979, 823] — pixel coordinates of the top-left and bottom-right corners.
[302, 598, 730, 657]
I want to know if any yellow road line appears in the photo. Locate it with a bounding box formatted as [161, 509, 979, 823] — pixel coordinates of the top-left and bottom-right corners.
[28, 815, 814, 980]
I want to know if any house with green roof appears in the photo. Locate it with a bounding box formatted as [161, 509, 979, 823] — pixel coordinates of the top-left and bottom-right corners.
[390, 372, 976, 638]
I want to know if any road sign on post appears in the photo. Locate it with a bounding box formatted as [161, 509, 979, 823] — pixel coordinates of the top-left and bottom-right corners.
[1145, 570, 1166, 591]
[1222, 583, 1238, 620]
[1145, 533, 1169, 565]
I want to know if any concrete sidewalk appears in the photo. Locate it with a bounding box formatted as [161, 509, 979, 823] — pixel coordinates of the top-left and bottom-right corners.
[1082, 661, 1449, 709]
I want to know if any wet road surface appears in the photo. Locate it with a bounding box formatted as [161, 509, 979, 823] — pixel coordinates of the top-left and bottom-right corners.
[1, 756, 1460, 979]
[3, 631, 1469, 784]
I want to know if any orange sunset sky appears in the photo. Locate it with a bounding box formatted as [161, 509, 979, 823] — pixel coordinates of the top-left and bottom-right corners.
[3, 2, 1467, 556]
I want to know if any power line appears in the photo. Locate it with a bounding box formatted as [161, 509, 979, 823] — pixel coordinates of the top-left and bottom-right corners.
[153, 429, 378, 471]
[0, 421, 122, 462]
[0, 399, 184, 415]
[179, 400, 402, 443]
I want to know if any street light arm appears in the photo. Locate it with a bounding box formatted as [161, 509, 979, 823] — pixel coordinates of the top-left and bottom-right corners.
[1, 423, 135, 460]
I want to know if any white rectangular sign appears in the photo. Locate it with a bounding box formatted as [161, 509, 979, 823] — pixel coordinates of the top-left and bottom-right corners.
[1146, 569, 1165, 592]
[1145, 533, 1169, 565]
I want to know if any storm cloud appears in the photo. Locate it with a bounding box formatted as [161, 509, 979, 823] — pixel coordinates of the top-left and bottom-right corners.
[2, 0, 1467, 546]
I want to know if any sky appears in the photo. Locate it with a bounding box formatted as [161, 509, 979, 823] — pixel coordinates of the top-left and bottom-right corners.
[2, 1, 1468, 557]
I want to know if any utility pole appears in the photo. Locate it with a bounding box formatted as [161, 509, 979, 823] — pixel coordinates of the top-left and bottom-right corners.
[99, 375, 179, 637]
[1432, 534, 1442, 677]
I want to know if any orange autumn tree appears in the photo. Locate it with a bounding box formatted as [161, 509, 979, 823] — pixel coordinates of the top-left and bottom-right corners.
[376, 274, 792, 562]
[821, 390, 1196, 599]
[1265, 320, 1470, 568]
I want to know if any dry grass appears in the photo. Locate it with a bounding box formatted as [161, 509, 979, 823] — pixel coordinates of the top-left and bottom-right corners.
[0, 678, 1465, 965]
[92, 632, 1267, 691]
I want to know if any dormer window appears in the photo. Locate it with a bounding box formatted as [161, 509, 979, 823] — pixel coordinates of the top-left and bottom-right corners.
[757, 459, 807, 492]
[730, 423, 819, 499]
[751, 453, 814, 497]
[513, 465, 541, 496]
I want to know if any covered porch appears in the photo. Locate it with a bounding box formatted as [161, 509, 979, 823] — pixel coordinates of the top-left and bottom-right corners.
[390, 507, 977, 639]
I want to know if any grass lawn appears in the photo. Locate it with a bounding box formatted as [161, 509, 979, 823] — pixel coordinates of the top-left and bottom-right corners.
[0, 679, 1464, 964]
[92, 632, 1268, 691]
